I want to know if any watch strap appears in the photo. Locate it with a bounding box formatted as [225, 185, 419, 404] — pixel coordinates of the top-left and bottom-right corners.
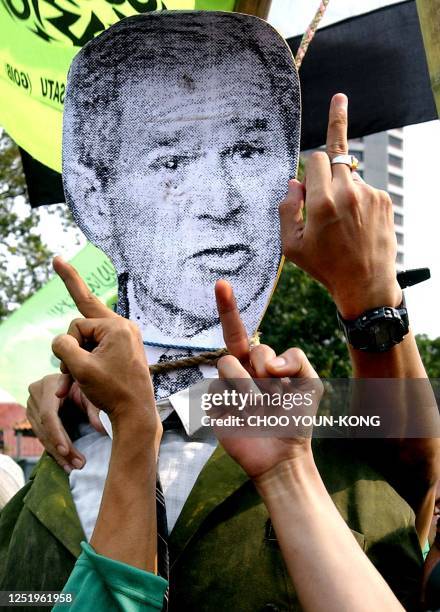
[337, 294, 409, 352]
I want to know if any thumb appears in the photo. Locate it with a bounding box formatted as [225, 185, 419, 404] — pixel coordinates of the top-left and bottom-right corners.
[279, 180, 305, 258]
[266, 347, 318, 379]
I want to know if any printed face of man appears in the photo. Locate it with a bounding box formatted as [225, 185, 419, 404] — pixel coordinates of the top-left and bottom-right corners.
[104, 51, 291, 342]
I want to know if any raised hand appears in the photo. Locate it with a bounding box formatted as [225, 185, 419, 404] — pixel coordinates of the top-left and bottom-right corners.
[26, 257, 118, 472]
[51, 316, 159, 436]
[214, 279, 322, 481]
[279, 93, 402, 319]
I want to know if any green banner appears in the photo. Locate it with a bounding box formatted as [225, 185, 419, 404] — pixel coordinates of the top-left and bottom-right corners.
[0, 243, 117, 405]
[0, 0, 235, 172]
[416, 0, 440, 116]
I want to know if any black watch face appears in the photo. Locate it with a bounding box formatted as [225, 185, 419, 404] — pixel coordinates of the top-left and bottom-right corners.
[370, 319, 406, 351]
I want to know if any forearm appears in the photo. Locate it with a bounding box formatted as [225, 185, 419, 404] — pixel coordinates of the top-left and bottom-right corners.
[256, 456, 404, 612]
[349, 330, 426, 379]
[90, 418, 159, 573]
[348, 331, 440, 539]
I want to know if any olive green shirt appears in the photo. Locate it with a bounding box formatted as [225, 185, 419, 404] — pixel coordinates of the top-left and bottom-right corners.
[0, 440, 423, 612]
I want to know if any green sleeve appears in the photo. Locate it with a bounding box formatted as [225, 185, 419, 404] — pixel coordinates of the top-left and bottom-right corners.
[53, 542, 168, 612]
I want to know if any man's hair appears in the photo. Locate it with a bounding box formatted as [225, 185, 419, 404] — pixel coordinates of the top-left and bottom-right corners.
[63, 11, 300, 195]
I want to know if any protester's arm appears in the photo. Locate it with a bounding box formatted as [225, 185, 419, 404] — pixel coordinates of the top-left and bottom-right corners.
[256, 457, 404, 612]
[51, 316, 167, 611]
[53, 543, 167, 612]
[52, 316, 162, 570]
[213, 293, 403, 612]
[279, 93, 440, 542]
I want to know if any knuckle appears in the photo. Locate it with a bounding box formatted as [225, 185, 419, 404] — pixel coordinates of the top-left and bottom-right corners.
[27, 412, 35, 429]
[378, 190, 392, 207]
[128, 320, 142, 338]
[342, 185, 359, 207]
[278, 198, 289, 213]
[77, 293, 96, 308]
[217, 354, 236, 370]
[359, 182, 375, 197]
[68, 318, 83, 334]
[329, 111, 347, 131]
[316, 193, 336, 215]
[315, 380, 325, 398]
[250, 344, 265, 357]
[227, 328, 247, 345]
[116, 318, 131, 332]
[51, 334, 64, 353]
[328, 140, 347, 156]
[309, 151, 327, 163]
[289, 347, 307, 362]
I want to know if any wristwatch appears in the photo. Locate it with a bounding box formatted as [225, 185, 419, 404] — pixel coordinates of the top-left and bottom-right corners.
[337, 295, 409, 352]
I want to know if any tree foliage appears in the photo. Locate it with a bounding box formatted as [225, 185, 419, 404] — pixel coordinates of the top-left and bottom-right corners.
[261, 262, 440, 379]
[260, 262, 351, 377]
[0, 131, 80, 322]
[416, 335, 440, 378]
[0, 131, 55, 321]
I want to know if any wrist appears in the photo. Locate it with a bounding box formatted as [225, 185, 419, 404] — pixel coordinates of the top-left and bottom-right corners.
[333, 279, 402, 319]
[253, 451, 318, 501]
[111, 404, 162, 446]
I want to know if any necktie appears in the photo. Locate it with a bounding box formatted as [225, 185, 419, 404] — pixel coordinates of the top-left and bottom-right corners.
[162, 410, 184, 432]
[156, 474, 169, 610]
[154, 354, 200, 609]
[152, 349, 203, 401]
[156, 410, 186, 609]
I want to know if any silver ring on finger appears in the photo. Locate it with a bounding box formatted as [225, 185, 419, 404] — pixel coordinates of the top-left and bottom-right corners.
[331, 154, 359, 171]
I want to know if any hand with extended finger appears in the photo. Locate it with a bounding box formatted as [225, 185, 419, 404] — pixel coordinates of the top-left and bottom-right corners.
[214, 279, 322, 481]
[215, 349, 322, 481]
[279, 93, 402, 319]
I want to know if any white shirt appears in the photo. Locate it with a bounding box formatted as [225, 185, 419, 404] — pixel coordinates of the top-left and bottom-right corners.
[0, 454, 25, 510]
[69, 388, 217, 538]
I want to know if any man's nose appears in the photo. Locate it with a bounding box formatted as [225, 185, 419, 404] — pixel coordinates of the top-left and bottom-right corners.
[192, 153, 245, 222]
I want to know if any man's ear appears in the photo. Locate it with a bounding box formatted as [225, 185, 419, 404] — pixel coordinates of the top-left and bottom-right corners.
[63, 164, 124, 272]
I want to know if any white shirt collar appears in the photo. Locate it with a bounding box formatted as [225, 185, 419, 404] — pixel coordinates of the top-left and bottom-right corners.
[99, 379, 212, 439]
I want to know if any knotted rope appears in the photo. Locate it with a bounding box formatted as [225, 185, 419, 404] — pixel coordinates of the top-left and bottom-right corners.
[149, 331, 261, 373]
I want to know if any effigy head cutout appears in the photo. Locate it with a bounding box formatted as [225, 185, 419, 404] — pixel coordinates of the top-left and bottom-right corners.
[63, 11, 300, 362]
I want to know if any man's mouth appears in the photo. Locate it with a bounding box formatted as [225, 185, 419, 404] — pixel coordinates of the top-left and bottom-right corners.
[190, 244, 252, 274]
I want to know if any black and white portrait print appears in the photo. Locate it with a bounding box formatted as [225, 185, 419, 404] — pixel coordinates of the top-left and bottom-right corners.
[62, 11, 301, 357]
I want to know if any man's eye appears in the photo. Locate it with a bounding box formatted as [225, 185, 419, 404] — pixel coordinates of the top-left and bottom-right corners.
[149, 155, 185, 171]
[162, 156, 180, 170]
[223, 144, 265, 159]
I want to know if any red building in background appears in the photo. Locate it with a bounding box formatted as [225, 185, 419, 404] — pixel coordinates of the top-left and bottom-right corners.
[0, 403, 43, 459]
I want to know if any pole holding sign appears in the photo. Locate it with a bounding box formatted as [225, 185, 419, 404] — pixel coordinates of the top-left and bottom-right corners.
[416, 0, 440, 116]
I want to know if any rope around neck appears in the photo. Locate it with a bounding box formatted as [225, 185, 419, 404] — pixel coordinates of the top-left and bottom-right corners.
[148, 331, 261, 374]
